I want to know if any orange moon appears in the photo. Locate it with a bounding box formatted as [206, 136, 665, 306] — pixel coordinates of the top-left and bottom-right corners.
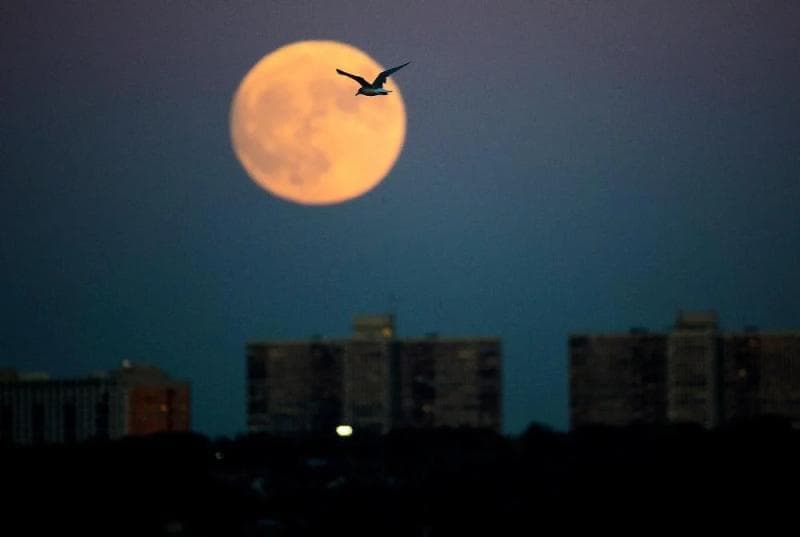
[229, 41, 407, 205]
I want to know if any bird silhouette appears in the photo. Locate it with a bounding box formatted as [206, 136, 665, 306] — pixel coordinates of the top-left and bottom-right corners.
[336, 62, 410, 96]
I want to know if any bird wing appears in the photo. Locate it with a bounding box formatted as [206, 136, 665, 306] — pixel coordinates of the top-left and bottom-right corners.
[336, 69, 370, 87]
[372, 62, 410, 88]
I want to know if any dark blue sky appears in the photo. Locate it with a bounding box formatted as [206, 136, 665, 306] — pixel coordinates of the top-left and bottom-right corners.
[2, 1, 798, 437]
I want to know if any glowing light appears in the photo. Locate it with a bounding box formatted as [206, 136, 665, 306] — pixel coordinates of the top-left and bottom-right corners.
[336, 425, 354, 437]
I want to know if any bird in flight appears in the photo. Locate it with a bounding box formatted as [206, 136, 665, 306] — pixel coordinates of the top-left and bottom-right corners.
[336, 62, 410, 96]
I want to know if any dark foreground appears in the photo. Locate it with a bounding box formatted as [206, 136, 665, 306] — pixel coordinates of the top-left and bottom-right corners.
[4, 418, 798, 536]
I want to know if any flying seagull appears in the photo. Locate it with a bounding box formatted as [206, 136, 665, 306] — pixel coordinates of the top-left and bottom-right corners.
[336, 62, 410, 96]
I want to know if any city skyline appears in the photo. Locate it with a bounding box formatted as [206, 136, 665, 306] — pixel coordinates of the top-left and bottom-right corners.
[7, 307, 800, 440]
[2, 2, 798, 437]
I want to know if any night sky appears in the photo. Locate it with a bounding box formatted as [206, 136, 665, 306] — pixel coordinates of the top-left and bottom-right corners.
[2, 1, 798, 437]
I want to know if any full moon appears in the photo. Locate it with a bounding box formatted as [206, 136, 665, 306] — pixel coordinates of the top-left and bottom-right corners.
[230, 41, 407, 205]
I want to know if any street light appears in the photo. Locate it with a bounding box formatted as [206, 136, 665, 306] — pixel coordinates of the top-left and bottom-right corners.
[335, 425, 353, 437]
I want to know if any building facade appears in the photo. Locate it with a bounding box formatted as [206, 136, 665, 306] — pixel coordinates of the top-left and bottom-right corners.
[0, 361, 190, 445]
[246, 315, 502, 436]
[570, 311, 800, 429]
[395, 337, 501, 431]
[721, 331, 800, 423]
[569, 331, 667, 427]
[666, 312, 722, 428]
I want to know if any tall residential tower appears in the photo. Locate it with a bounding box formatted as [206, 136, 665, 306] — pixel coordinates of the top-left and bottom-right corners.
[246, 314, 501, 436]
[0, 361, 190, 445]
[570, 311, 800, 429]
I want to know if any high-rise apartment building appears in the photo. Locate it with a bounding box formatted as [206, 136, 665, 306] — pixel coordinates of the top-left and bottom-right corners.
[246, 314, 502, 436]
[0, 361, 190, 445]
[570, 311, 800, 429]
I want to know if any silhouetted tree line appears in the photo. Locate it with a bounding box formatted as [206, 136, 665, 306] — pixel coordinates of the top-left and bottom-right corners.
[3, 416, 798, 536]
